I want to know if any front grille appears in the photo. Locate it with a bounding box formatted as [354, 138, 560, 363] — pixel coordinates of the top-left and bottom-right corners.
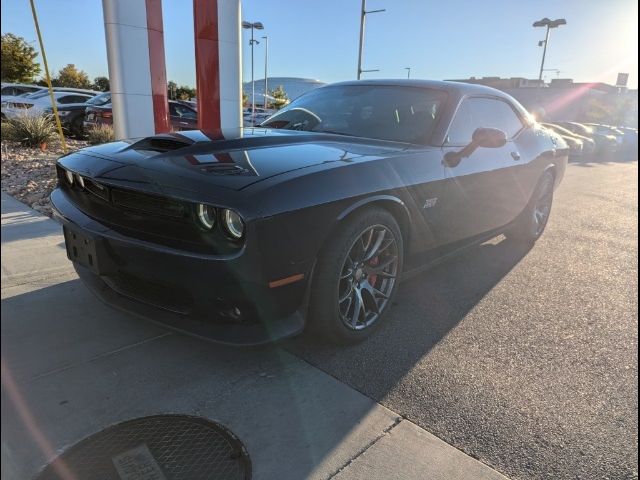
[103, 271, 193, 314]
[111, 188, 185, 218]
[84, 179, 109, 201]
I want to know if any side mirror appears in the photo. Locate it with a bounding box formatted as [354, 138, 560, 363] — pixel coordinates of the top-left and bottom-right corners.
[472, 127, 507, 149]
[444, 127, 508, 167]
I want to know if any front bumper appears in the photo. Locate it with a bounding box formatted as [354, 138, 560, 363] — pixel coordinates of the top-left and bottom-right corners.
[50, 187, 308, 345]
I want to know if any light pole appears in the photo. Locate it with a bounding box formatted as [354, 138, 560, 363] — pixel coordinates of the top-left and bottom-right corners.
[262, 35, 269, 110]
[242, 21, 264, 120]
[357, 0, 385, 79]
[404, 67, 411, 79]
[533, 18, 566, 87]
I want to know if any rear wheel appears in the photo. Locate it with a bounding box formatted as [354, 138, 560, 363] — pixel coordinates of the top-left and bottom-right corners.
[309, 207, 403, 344]
[507, 170, 555, 243]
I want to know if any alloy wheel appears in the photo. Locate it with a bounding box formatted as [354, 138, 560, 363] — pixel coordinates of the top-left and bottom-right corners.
[337, 224, 399, 330]
[532, 176, 554, 236]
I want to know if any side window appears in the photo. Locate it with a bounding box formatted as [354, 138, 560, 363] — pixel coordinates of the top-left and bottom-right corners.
[446, 97, 525, 145]
[57, 95, 81, 104]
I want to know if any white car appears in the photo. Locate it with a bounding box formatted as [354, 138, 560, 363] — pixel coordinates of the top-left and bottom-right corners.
[1, 89, 97, 120]
[0, 83, 45, 102]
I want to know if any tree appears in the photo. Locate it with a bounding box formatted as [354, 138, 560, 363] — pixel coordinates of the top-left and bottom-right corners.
[92, 76, 110, 92]
[176, 85, 195, 101]
[1, 33, 41, 83]
[269, 85, 289, 110]
[53, 64, 91, 89]
[167, 81, 178, 100]
[167, 81, 195, 101]
[242, 91, 249, 107]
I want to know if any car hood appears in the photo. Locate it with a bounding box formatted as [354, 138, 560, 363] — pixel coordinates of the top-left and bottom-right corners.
[58, 128, 412, 196]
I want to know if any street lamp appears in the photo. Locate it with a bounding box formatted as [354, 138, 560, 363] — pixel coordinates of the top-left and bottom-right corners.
[357, 0, 385, 79]
[242, 21, 264, 120]
[404, 67, 411, 79]
[533, 17, 566, 87]
[262, 36, 269, 110]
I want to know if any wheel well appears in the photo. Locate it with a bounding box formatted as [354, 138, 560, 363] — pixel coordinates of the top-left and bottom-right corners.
[327, 199, 411, 257]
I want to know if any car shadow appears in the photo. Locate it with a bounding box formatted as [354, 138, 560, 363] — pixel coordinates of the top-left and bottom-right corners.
[284, 235, 533, 399]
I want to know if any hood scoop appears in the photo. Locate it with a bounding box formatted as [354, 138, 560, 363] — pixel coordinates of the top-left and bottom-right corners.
[200, 164, 249, 175]
[128, 136, 194, 153]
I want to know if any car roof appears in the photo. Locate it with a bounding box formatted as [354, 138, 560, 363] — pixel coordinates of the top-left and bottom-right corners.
[327, 79, 517, 98]
[1, 82, 44, 88]
[51, 87, 99, 94]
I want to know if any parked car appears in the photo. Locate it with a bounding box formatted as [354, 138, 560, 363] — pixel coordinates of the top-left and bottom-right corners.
[542, 123, 593, 157]
[51, 80, 567, 345]
[42, 92, 111, 137]
[243, 107, 276, 127]
[617, 126, 638, 155]
[541, 123, 583, 157]
[556, 121, 618, 153]
[1, 82, 45, 101]
[1, 88, 98, 120]
[584, 123, 625, 147]
[84, 100, 197, 132]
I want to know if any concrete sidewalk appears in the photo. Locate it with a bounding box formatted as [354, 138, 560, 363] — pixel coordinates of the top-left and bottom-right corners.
[1, 192, 508, 480]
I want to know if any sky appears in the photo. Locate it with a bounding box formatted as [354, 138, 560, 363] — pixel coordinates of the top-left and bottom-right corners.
[1, 0, 638, 89]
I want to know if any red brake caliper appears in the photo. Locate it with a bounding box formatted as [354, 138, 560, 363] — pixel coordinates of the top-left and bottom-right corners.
[368, 257, 379, 286]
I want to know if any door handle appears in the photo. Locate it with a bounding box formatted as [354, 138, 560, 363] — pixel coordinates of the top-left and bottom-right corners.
[511, 151, 521, 161]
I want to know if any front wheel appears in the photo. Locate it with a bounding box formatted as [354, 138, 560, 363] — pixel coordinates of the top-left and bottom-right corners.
[308, 207, 404, 344]
[506, 170, 555, 243]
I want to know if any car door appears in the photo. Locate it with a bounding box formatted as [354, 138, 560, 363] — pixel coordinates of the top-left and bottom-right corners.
[436, 96, 533, 245]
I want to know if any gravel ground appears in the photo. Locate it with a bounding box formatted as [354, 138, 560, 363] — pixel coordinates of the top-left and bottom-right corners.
[287, 159, 639, 480]
[1, 139, 88, 217]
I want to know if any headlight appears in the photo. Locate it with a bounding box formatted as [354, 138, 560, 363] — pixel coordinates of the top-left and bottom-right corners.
[196, 203, 216, 230]
[76, 174, 85, 188]
[64, 169, 74, 185]
[222, 209, 244, 239]
[56, 110, 71, 117]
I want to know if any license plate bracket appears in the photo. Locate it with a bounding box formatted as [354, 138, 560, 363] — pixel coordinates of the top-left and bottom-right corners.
[63, 226, 107, 275]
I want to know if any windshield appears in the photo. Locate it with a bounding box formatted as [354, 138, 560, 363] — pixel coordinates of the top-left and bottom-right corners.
[261, 85, 447, 144]
[87, 92, 111, 106]
[25, 90, 50, 99]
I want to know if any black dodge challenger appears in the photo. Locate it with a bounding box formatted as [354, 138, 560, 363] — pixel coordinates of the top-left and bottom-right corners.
[51, 80, 567, 345]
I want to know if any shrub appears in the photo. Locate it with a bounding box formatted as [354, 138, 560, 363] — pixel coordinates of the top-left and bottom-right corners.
[1, 119, 12, 142]
[2, 114, 56, 147]
[86, 124, 115, 145]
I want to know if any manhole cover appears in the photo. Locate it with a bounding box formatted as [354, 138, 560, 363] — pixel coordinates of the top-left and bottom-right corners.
[35, 414, 251, 480]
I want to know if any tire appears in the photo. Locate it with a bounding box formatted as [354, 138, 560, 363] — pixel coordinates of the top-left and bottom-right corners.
[506, 170, 555, 244]
[308, 207, 404, 344]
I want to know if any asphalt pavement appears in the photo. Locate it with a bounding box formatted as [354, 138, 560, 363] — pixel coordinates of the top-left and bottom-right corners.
[1, 157, 637, 480]
[287, 158, 639, 480]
